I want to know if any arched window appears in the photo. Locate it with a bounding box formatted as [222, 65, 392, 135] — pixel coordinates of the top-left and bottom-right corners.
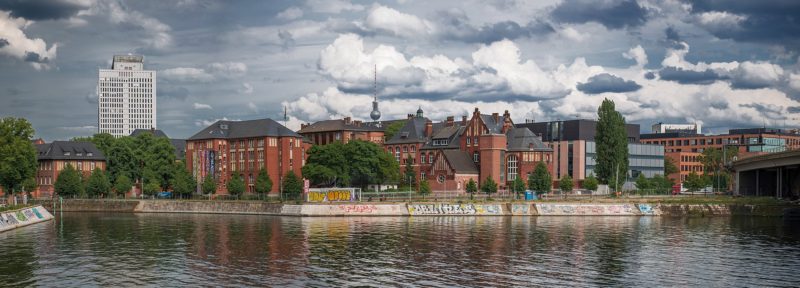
[421, 152, 426, 164]
[507, 155, 518, 181]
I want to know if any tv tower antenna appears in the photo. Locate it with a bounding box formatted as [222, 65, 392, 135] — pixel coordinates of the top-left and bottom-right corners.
[370, 64, 382, 122]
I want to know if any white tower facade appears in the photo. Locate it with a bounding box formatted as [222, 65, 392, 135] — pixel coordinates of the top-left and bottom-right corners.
[98, 55, 157, 137]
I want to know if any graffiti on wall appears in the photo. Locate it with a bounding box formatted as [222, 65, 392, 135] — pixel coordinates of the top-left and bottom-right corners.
[32, 208, 43, 219]
[308, 189, 355, 202]
[638, 204, 655, 215]
[338, 204, 378, 213]
[511, 204, 530, 215]
[408, 204, 503, 215]
[537, 204, 639, 215]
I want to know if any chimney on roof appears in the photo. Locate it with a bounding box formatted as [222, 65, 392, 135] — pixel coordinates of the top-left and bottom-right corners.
[462, 115, 467, 126]
[354, 120, 362, 127]
[446, 116, 454, 127]
[301, 123, 308, 129]
[503, 110, 510, 119]
[344, 117, 351, 125]
[407, 114, 414, 119]
[492, 112, 499, 123]
[425, 120, 433, 137]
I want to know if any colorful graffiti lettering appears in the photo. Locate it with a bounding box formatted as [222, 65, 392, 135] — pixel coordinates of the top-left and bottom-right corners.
[308, 190, 354, 202]
[15, 211, 27, 222]
[1, 213, 20, 225]
[338, 205, 378, 213]
[408, 204, 502, 215]
[512, 204, 530, 214]
[537, 204, 640, 215]
[638, 204, 655, 215]
[32, 208, 43, 219]
[23, 209, 34, 219]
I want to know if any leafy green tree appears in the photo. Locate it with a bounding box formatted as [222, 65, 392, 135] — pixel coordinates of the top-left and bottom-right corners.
[383, 120, 406, 141]
[282, 171, 303, 200]
[303, 140, 399, 189]
[511, 177, 526, 198]
[0, 117, 37, 194]
[141, 136, 176, 191]
[171, 163, 196, 198]
[255, 169, 273, 196]
[684, 171, 706, 192]
[559, 174, 574, 193]
[418, 180, 431, 199]
[202, 176, 217, 195]
[302, 142, 349, 187]
[402, 155, 416, 188]
[227, 174, 245, 196]
[376, 150, 400, 187]
[106, 136, 137, 182]
[143, 181, 160, 196]
[650, 174, 674, 194]
[346, 140, 389, 188]
[583, 173, 599, 192]
[55, 164, 83, 197]
[664, 156, 679, 176]
[635, 173, 651, 192]
[466, 178, 478, 200]
[480, 176, 498, 196]
[20, 177, 37, 196]
[86, 168, 112, 198]
[529, 161, 552, 196]
[114, 174, 132, 198]
[594, 98, 629, 191]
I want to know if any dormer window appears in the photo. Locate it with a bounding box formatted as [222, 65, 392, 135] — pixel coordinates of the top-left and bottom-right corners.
[433, 139, 448, 146]
[400, 132, 409, 138]
[64, 151, 71, 156]
[87, 153, 93, 157]
[76, 152, 83, 156]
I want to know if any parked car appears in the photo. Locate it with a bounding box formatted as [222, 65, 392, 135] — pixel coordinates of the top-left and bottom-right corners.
[156, 191, 173, 199]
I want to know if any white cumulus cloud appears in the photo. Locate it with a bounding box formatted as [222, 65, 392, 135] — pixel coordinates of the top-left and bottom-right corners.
[193, 102, 213, 110]
[0, 11, 58, 70]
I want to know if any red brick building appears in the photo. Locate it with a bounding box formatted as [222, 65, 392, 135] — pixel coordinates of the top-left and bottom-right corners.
[298, 117, 388, 145]
[386, 107, 553, 193]
[186, 118, 308, 195]
[36, 141, 106, 198]
[641, 128, 800, 183]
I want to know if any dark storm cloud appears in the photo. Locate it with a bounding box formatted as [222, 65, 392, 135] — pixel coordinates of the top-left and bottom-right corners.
[644, 72, 656, 80]
[0, 0, 90, 20]
[739, 102, 785, 117]
[24, 52, 49, 63]
[786, 106, 800, 113]
[0, 39, 8, 48]
[576, 73, 641, 94]
[710, 101, 729, 110]
[658, 67, 725, 85]
[550, 0, 648, 29]
[665, 26, 681, 42]
[687, 0, 800, 49]
[436, 10, 554, 43]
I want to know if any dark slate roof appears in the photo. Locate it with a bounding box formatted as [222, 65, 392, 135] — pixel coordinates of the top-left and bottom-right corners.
[506, 127, 551, 151]
[385, 117, 429, 144]
[36, 141, 105, 161]
[442, 150, 478, 174]
[431, 125, 459, 139]
[131, 129, 169, 138]
[421, 126, 464, 150]
[480, 114, 507, 134]
[298, 119, 384, 134]
[189, 118, 301, 140]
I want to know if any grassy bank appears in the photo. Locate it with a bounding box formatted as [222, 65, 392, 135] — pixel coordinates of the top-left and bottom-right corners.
[0, 204, 33, 213]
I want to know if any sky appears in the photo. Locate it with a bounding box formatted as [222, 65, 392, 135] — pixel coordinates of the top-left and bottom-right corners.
[1, 0, 800, 141]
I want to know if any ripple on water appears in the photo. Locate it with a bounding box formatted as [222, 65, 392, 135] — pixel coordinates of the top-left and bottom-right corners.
[1, 214, 800, 286]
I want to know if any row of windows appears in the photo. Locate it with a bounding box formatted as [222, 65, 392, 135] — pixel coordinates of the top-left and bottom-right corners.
[38, 176, 53, 186]
[101, 76, 153, 82]
[681, 165, 704, 172]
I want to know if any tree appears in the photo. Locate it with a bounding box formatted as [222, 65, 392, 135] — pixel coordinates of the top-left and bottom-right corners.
[171, 163, 196, 199]
[254, 169, 273, 196]
[650, 174, 673, 194]
[402, 155, 416, 188]
[20, 177, 37, 196]
[594, 98, 629, 191]
[227, 174, 245, 196]
[86, 168, 112, 198]
[480, 176, 498, 196]
[529, 161, 552, 196]
[303, 140, 399, 189]
[143, 181, 160, 196]
[583, 173, 599, 192]
[664, 156, 679, 176]
[684, 171, 706, 192]
[418, 180, 431, 198]
[54, 164, 83, 197]
[699, 147, 738, 191]
[511, 177, 526, 198]
[376, 150, 400, 188]
[282, 171, 303, 200]
[635, 173, 651, 192]
[465, 178, 478, 200]
[202, 176, 217, 195]
[114, 175, 132, 198]
[140, 135, 176, 191]
[302, 142, 350, 187]
[559, 174, 574, 193]
[106, 136, 137, 182]
[0, 117, 37, 194]
[383, 120, 406, 141]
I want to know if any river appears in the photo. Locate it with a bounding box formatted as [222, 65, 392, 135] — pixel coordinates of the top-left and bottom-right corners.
[1, 213, 799, 287]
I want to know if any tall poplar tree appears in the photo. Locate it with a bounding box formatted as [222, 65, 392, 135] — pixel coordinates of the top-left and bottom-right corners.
[0, 117, 37, 194]
[594, 98, 629, 191]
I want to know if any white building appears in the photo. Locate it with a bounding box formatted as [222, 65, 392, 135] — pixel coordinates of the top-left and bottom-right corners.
[98, 55, 157, 137]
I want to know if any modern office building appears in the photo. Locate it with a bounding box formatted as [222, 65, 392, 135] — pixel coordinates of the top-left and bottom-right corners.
[186, 118, 309, 195]
[98, 55, 157, 137]
[641, 127, 800, 183]
[516, 120, 665, 187]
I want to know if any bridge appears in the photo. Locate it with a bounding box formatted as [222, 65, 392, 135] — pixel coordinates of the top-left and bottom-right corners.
[733, 149, 800, 199]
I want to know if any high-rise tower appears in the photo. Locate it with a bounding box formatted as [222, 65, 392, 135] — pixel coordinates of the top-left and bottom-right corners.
[370, 65, 381, 121]
[98, 55, 157, 137]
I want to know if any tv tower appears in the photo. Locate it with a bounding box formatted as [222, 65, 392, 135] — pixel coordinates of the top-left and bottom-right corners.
[370, 64, 381, 121]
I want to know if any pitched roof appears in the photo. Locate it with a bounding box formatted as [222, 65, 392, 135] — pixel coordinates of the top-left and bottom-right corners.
[131, 129, 169, 138]
[188, 118, 301, 140]
[422, 126, 464, 150]
[506, 127, 551, 151]
[297, 119, 384, 134]
[442, 150, 479, 174]
[480, 114, 508, 134]
[385, 117, 429, 144]
[36, 141, 105, 161]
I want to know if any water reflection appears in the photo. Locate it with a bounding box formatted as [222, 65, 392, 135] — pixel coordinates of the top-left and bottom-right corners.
[0, 214, 799, 287]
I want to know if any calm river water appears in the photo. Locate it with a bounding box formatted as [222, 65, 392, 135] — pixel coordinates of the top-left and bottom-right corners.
[1, 213, 799, 287]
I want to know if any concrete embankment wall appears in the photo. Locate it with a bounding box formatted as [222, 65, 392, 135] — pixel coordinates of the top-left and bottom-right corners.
[0, 205, 54, 233]
[34, 199, 794, 217]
